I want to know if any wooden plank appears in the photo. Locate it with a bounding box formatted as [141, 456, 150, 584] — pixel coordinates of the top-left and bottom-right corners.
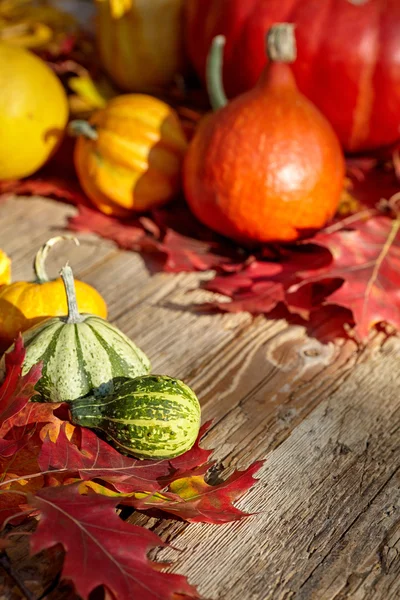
[158, 336, 400, 600]
[1, 196, 399, 600]
[0, 197, 116, 281]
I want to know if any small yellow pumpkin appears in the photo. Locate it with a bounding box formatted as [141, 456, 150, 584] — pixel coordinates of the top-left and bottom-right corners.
[0, 236, 107, 350]
[0, 250, 11, 286]
[70, 94, 188, 216]
[95, 0, 185, 92]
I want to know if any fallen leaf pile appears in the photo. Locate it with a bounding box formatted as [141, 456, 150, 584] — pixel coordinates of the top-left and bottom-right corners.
[2, 157, 400, 342]
[0, 339, 262, 599]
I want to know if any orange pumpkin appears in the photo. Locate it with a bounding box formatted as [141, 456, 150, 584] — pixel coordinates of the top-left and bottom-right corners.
[0, 250, 11, 286]
[183, 24, 345, 244]
[70, 94, 188, 217]
[0, 236, 107, 350]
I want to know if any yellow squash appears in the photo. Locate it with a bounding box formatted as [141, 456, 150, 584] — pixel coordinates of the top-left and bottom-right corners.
[0, 42, 68, 180]
[0, 250, 11, 286]
[70, 94, 188, 216]
[95, 0, 185, 92]
[0, 236, 107, 350]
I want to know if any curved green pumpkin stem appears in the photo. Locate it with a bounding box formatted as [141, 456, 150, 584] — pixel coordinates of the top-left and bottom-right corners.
[68, 119, 99, 141]
[206, 35, 228, 111]
[60, 264, 85, 324]
[34, 236, 79, 283]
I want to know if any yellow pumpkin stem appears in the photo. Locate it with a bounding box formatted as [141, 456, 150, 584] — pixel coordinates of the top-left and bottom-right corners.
[60, 265, 85, 324]
[34, 236, 80, 283]
[68, 119, 99, 141]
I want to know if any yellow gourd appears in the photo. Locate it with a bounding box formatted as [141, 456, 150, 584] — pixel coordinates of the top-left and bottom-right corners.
[95, 0, 185, 92]
[0, 42, 68, 180]
[0, 250, 11, 286]
[0, 237, 107, 350]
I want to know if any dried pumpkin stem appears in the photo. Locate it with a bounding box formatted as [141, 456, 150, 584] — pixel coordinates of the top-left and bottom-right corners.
[206, 35, 228, 111]
[34, 236, 79, 283]
[60, 265, 84, 324]
[267, 23, 297, 63]
[68, 120, 98, 141]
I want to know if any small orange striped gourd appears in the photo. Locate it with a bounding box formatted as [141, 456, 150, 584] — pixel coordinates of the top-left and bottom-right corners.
[70, 94, 188, 217]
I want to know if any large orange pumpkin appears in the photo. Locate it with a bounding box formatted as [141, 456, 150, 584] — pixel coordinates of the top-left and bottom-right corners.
[183, 25, 345, 244]
[70, 94, 188, 216]
[0, 236, 107, 350]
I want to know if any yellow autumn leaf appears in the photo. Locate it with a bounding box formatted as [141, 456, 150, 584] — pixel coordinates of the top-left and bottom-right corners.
[78, 480, 128, 497]
[68, 75, 115, 111]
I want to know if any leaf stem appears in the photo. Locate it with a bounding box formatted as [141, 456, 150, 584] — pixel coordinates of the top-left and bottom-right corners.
[0, 470, 67, 488]
[362, 217, 400, 326]
[321, 208, 377, 235]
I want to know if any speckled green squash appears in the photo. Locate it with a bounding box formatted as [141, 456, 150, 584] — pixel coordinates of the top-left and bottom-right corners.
[0, 266, 150, 403]
[69, 375, 202, 460]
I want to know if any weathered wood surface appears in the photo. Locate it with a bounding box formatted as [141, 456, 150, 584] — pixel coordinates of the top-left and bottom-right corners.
[0, 196, 399, 600]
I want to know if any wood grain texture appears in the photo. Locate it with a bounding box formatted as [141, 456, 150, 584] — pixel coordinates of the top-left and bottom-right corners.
[0, 196, 399, 600]
[159, 336, 400, 600]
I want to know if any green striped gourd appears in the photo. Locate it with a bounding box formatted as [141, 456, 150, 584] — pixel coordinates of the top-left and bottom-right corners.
[0, 265, 150, 402]
[70, 375, 201, 460]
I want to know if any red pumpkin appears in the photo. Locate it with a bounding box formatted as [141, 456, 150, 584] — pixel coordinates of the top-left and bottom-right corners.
[185, 0, 400, 153]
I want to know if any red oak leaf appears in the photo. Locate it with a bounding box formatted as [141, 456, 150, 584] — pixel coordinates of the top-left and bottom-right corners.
[125, 461, 264, 524]
[39, 426, 176, 493]
[305, 306, 355, 343]
[0, 336, 42, 430]
[0, 403, 73, 446]
[160, 230, 235, 273]
[344, 160, 400, 211]
[166, 421, 213, 477]
[30, 484, 199, 600]
[0, 175, 87, 207]
[204, 246, 331, 317]
[291, 216, 400, 339]
[0, 431, 46, 526]
[69, 203, 239, 273]
[39, 422, 213, 494]
[68, 204, 163, 254]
